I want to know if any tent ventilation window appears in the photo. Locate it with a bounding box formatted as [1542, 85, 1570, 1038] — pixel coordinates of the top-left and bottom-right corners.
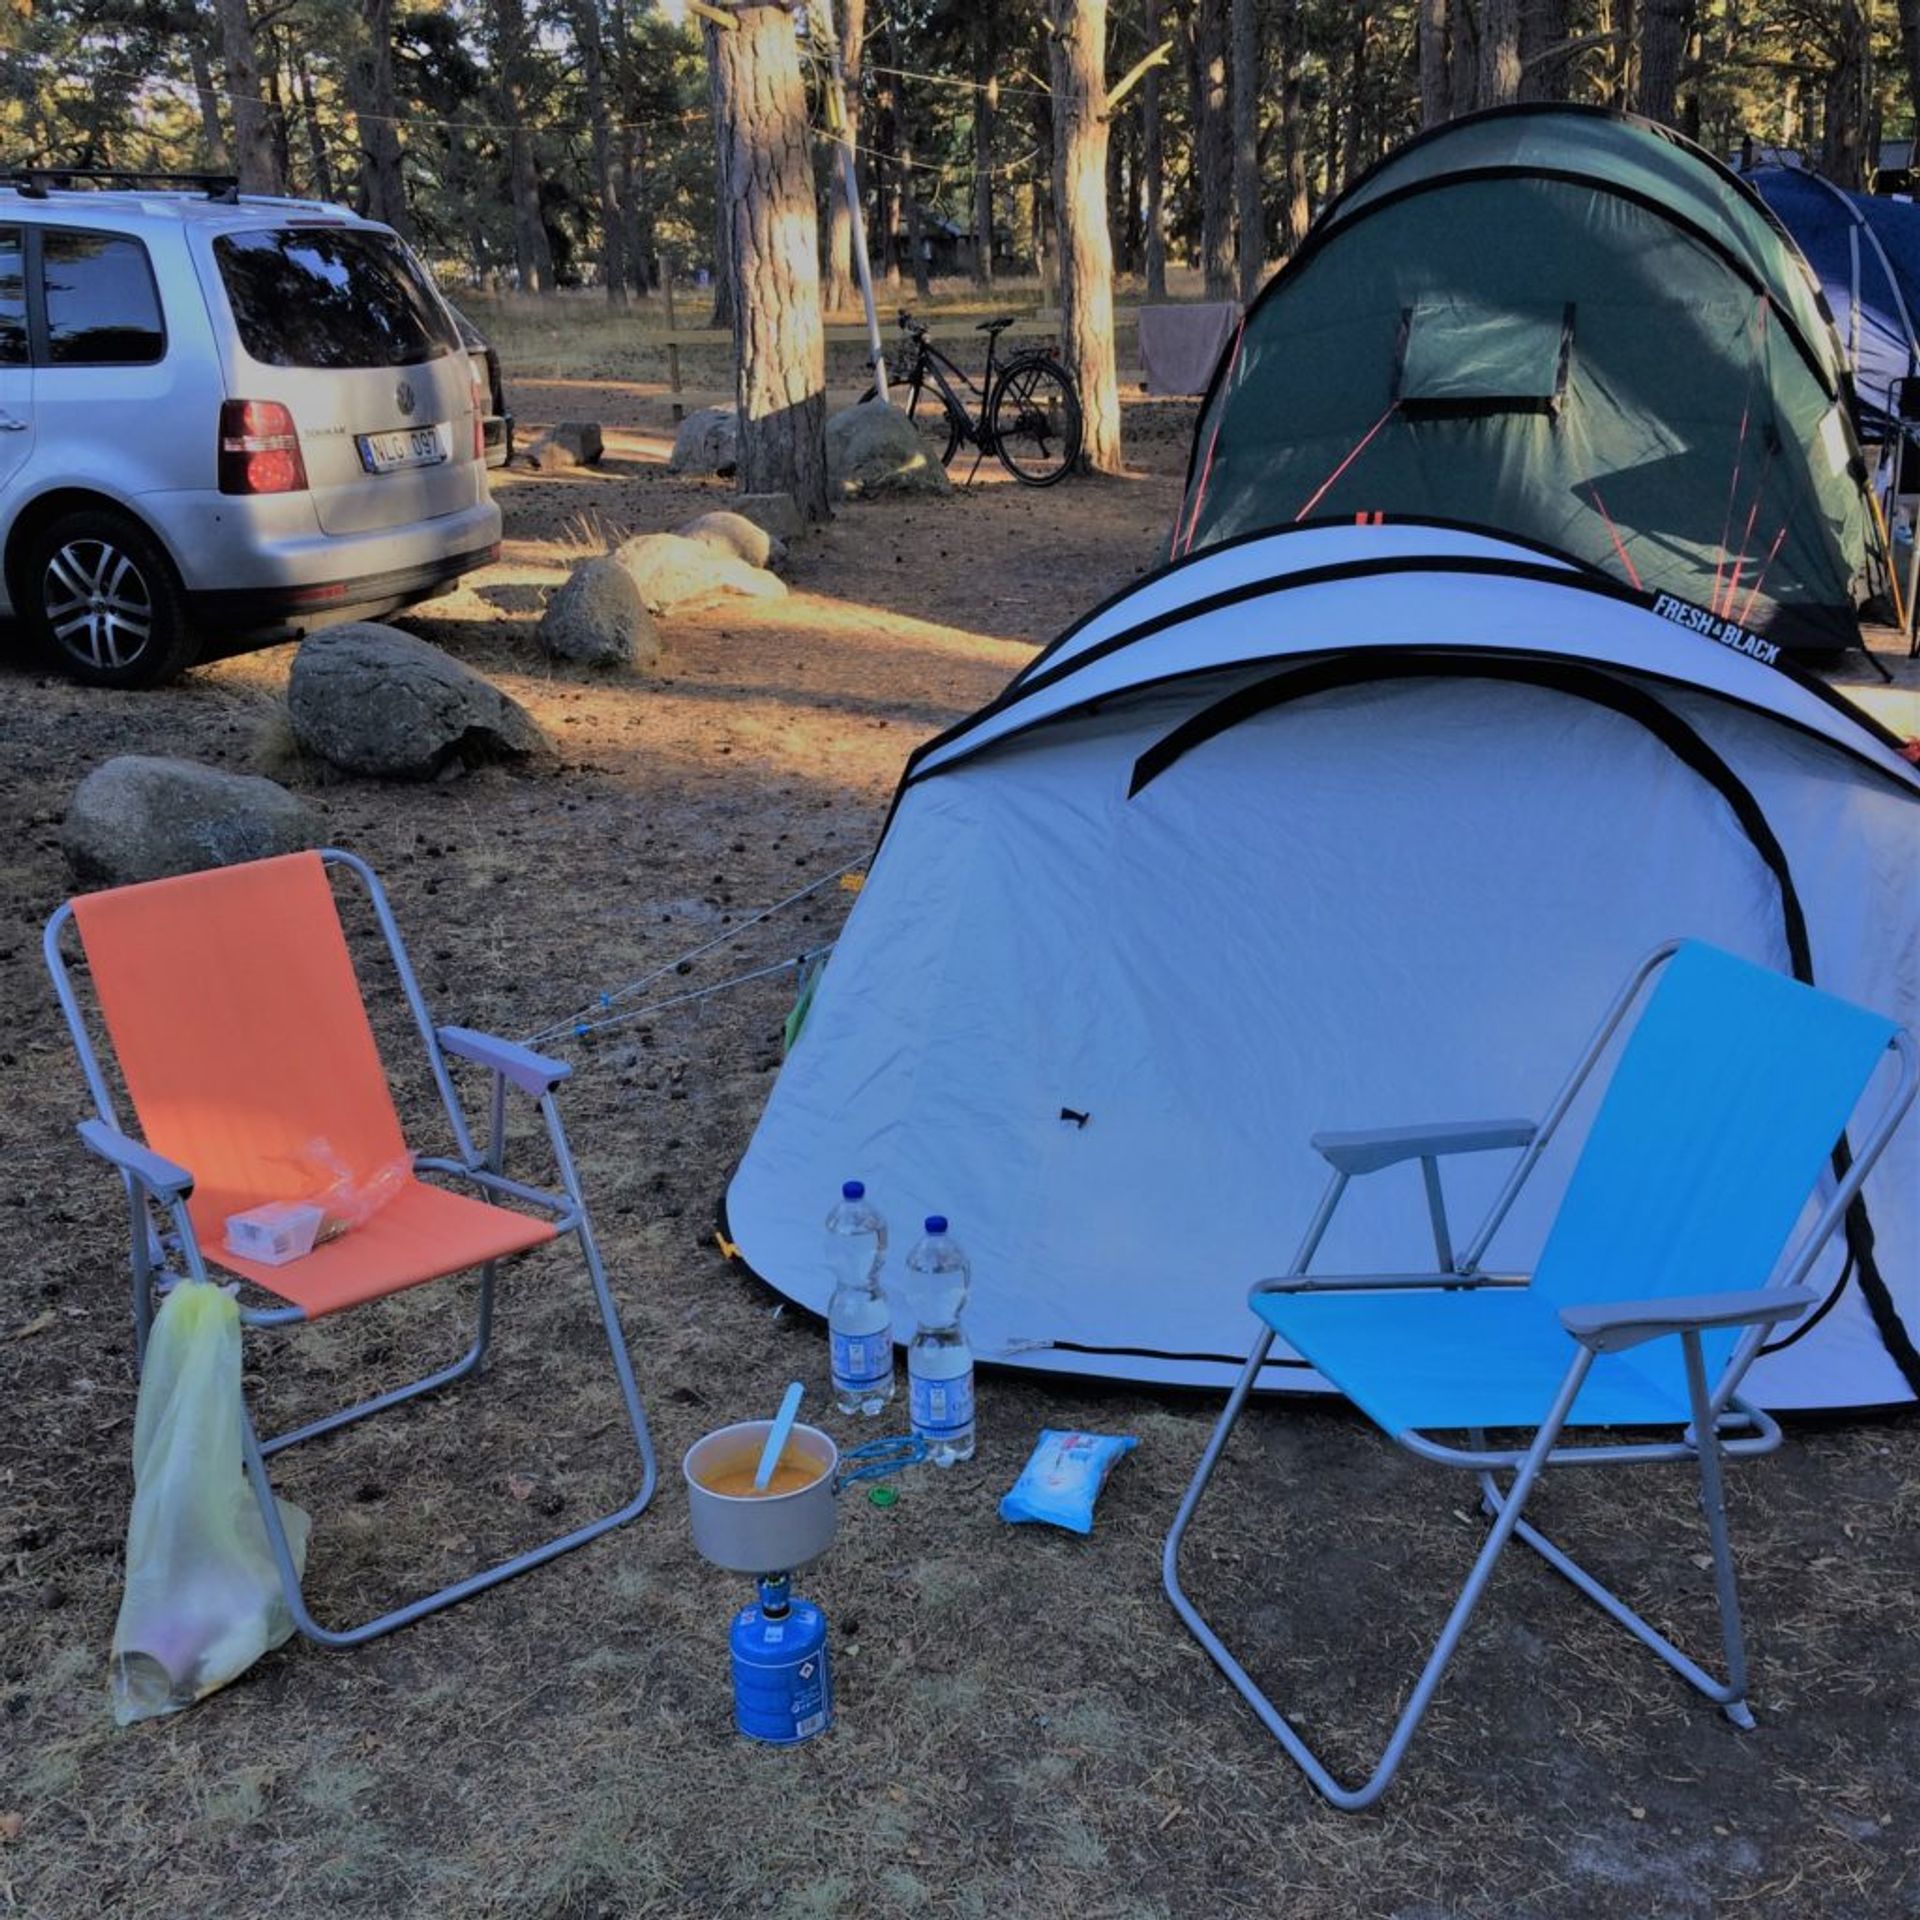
[1395, 298, 1574, 417]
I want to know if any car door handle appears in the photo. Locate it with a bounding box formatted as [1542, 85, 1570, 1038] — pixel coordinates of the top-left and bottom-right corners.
[0, 415, 26, 432]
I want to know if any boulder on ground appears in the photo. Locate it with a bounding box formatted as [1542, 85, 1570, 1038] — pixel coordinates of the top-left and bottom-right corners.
[63, 755, 323, 888]
[667, 406, 738, 476]
[539, 557, 659, 669]
[288, 624, 543, 780]
[612, 532, 788, 615]
[826, 401, 952, 499]
[520, 421, 604, 474]
[676, 508, 787, 573]
[729, 492, 805, 544]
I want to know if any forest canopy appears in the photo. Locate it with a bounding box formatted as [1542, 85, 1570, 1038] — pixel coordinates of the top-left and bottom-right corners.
[1, 1, 1914, 299]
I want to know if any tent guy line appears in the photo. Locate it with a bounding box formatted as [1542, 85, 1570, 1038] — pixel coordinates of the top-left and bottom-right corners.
[518, 856, 863, 1049]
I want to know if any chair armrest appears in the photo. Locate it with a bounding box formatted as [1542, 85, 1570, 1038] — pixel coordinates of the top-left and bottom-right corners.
[1311, 1119, 1537, 1177]
[1255, 1270, 1530, 1299]
[437, 1027, 572, 1097]
[77, 1118, 193, 1200]
[1559, 1286, 1817, 1355]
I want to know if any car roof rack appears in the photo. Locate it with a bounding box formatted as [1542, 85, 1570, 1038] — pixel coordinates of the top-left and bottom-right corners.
[7, 167, 241, 204]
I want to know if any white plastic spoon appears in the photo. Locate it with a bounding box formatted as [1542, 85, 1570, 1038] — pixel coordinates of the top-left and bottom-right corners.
[753, 1381, 805, 1492]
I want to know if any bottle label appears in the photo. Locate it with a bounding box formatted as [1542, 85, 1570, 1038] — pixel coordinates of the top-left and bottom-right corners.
[910, 1368, 974, 1437]
[831, 1326, 892, 1392]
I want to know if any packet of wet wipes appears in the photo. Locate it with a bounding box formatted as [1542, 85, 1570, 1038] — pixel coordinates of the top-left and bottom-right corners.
[998, 1429, 1138, 1536]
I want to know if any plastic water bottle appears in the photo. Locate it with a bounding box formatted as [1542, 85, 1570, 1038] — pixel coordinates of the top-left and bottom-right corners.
[906, 1216, 975, 1466]
[825, 1180, 894, 1416]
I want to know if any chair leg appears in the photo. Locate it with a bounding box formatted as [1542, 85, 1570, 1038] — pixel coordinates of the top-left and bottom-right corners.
[259, 1261, 499, 1458]
[1478, 1333, 1754, 1727]
[240, 1230, 656, 1651]
[1165, 1336, 1592, 1811]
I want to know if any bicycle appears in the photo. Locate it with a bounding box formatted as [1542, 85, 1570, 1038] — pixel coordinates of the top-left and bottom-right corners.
[859, 310, 1083, 486]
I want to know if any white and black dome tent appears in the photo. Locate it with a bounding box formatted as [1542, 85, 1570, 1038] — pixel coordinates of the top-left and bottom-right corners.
[725, 523, 1920, 1413]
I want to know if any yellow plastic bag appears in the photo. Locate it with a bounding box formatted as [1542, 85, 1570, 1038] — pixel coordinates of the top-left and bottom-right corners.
[111, 1281, 310, 1725]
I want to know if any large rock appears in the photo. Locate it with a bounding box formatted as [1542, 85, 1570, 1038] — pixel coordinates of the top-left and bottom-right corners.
[667, 407, 738, 476]
[63, 755, 323, 888]
[826, 401, 952, 499]
[539, 557, 659, 669]
[288, 624, 542, 779]
[730, 493, 805, 544]
[521, 421, 604, 473]
[612, 533, 788, 615]
[676, 509, 787, 574]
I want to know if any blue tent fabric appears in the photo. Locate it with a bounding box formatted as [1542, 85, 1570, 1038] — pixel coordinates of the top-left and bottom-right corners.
[1748, 166, 1920, 439]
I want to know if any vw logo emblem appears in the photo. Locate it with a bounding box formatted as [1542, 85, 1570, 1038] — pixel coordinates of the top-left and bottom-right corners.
[395, 378, 416, 417]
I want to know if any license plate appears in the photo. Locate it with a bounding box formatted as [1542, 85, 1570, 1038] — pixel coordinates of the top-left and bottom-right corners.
[357, 426, 446, 474]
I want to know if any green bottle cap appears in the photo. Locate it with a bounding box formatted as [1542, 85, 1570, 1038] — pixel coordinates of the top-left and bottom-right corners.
[868, 1484, 898, 1509]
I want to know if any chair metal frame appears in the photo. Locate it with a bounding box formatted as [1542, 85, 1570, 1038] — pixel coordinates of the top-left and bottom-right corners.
[1163, 941, 1918, 1810]
[46, 847, 659, 1648]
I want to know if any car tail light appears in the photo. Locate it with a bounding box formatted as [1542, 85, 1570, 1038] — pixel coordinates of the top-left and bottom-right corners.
[219, 399, 308, 495]
[470, 363, 486, 462]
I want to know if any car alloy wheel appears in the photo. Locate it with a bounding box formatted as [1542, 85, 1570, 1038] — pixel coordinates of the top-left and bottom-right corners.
[42, 536, 157, 673]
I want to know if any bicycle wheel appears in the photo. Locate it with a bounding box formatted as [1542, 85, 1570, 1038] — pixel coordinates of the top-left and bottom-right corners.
[987, 356, 1082, 486]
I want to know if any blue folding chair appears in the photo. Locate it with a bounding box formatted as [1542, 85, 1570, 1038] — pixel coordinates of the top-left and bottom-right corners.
[1163, 941, 1916, 1810]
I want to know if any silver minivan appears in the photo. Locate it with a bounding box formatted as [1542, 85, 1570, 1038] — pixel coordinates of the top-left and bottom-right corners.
[0, 177, 501, 687]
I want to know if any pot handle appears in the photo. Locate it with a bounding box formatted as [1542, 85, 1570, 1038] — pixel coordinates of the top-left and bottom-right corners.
[835, 1434, 927, 1492]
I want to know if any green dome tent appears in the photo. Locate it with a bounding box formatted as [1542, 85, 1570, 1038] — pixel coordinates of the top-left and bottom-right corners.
[1175, 105, 1889, 653]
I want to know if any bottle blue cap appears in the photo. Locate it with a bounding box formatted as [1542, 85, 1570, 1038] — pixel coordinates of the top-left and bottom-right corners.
[925, 1214, 947, 1234]
[843, 1179, 865, 1200]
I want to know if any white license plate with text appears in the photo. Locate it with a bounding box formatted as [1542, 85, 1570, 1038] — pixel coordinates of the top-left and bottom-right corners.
[357, 426, 447, 474]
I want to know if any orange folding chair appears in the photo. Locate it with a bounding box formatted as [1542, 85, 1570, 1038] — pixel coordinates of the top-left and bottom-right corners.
[46, 848, 657, 1646]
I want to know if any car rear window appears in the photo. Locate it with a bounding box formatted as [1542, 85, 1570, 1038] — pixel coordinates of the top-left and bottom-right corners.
[214, 227, 457, 369]
[43, 230, 165, 365]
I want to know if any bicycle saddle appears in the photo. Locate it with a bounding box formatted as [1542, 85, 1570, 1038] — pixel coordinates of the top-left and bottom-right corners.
[976, 316, 1016, 335]
[898, 310, 929, 337]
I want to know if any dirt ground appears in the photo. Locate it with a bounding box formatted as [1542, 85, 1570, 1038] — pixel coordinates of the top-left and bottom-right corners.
[1, 324, 1917, 1920]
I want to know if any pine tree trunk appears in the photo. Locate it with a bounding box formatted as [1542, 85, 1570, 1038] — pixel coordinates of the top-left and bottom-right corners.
[1476, 0, 1521, 106]
[1186, 0, 1233, 299]
[573, 0, 625, 305]
[707, 0, 832, 521]
[885, 17, 929, 297]
[266, 55, 294, 193]
[353, 0, 408, 233]
[1341, 6, 1370, 188]
[1609, 0, 1638, 110]
[1418, 0, 1449, 126]
[1230, 0, 1262, 302]
[215, 0, 281, 193]
[1276, 0, 1310, 250]
[1634, 0, 1692, 124]
[492, 0, 553, 291]
[871, 57, 900, 289]
[1518, 0, 1573, 101]
[1142, 0, 1167, 297]
[824, 0, 866, 311]
[297, 56, 333, 199]
[972, 7, 997, 287]
[1049, 0, 1122, 473]
[1823, 0, 1870, 190]
[1449, 0, 1480, 114]
[185, 14, 230, 172]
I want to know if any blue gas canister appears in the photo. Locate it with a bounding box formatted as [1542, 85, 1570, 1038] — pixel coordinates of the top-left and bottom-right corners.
[730, 1574, 832, 1745]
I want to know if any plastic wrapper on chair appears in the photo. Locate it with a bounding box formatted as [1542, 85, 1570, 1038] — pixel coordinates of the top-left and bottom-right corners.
[111, 1280, 310, 1725]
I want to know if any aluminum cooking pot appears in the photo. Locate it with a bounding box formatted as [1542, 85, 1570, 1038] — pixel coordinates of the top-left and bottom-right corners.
[683, 1420, 840, 1574]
